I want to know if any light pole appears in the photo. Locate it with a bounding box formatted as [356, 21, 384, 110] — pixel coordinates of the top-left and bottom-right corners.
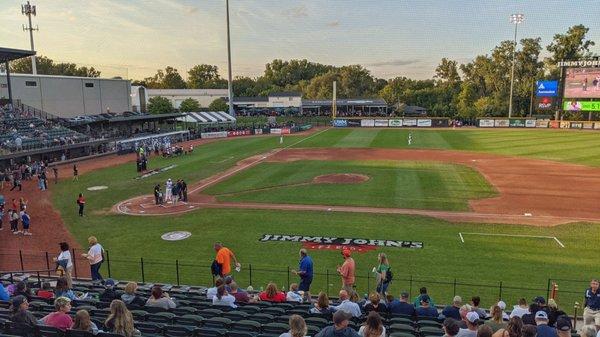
[225, 0, 235, 117]
[508, 13, 524, 118]
[21, 1, 38, 75]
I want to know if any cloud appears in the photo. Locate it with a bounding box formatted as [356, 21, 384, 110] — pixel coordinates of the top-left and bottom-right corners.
[285, 5, 308, 18]
[367, 59, 421, 67]
[326, 21, 339, 27]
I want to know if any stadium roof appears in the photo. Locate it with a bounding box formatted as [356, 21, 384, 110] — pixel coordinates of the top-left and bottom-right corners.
[177, 111, 236, 124]
[0, 47, 36, 63]
[302, 98, 387, 107]
[231, 96, 269, 103]
[269, 92, 301, 97]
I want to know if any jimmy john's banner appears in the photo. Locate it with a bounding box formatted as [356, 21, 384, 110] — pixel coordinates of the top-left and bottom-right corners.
[259, 234, 423, 253]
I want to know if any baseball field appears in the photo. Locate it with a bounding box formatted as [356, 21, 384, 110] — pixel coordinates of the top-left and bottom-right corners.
[35, 128, 600, 309]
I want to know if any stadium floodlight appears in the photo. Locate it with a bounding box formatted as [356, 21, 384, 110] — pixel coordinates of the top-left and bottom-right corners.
[225, 0, 235, 117]
[508, 13, 524, 118]
[21, 1, 38, 75]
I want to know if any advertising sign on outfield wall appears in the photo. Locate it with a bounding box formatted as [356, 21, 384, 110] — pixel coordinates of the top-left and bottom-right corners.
[494, 119, 509, 127]
[560, 121, 571, 129]
[432, 119, 450, 127]
[254, 129, 263, 135]
[549, 121, 560, 129]
[417, 119, 432, 127]
[404, 118, 417, 127]
[361, 119, 375, 127]
[595, 123, 600, 130]
[201, 131, 228, 139]
[525, 120, 536, 128]
[375, 119, 389, 127]
[570, 122, 583, 129]
[348, 120, 361, 127]
[270, 128, 291, 134]
[536, 120, 549, 128]
[583, 122, 594, 129]
[509, 119, 526, 128]
[333, 119, 348, 127]
[479, 119, 495, 127]
[227, 130, 252, 137]
[389, 119, 403, 127]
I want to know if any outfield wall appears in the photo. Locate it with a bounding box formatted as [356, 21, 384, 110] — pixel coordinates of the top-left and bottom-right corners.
[478, 118, 600, 130]
[333, 118, 450, 128]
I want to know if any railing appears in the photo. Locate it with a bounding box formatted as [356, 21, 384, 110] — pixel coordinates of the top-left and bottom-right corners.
[0, 249, 587, 308]
[13, 100, 63, 122]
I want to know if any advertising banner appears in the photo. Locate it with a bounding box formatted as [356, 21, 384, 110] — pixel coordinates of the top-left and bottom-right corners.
[227, 130, 251, 137]
[535, 120, 549, 128]
[525, 120, 536, 128]
[509, 119, 526, 128]
[570, 122, 583, 129]
[374, 119, 389, 127]
[536, 80, 559, 97]
[594, 122, 600, 130]
[333, 119, 348, 127]
[560, 121, 571, 129]
[494, 119, 509, 127]
[549, 121, 560, 129]
[432, 119, 450, 127]
[583, 122, 594, 129]
[403, 118, 417, 127]
[200, 131, 228, 139]
[536, 96, 555, 110]
[417, 119, 432, 127]
[361, 119, 375, 127]
[479, 119, 495, 127]
[563, 101, 600, 111]
[270, 128, 291, 134]
[254, 129, 263, 135]
[270, 128, 282, 134]
[259, 234, 423, 253]
[388, 119, 403, 127]
[348, 120, 361, 127]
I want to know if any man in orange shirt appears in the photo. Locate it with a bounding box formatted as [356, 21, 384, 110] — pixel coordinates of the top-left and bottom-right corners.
[337, 248, 356, 296]
[214, 242, 241, 277]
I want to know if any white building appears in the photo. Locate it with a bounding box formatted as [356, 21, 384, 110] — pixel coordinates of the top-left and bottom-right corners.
[232, 92, 302, 109]
[131, 87, 228, 112]
[0, 73, 132, 118]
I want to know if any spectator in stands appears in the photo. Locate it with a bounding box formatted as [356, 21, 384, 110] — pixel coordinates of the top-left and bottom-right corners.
[333, 289, 361, 317]
[337, 248, 356, 296]
[145, 285, 176, 309]
[522, 325, 538, 337]
[485, 306, 508, 332]
[472, 296, 487, 319]
[583, 279, 600, 330]
[280, 314, 308, 337]
[229, 281, 251, 303]
[10, 209, 20, 234]
[259, 282, 286, 302]
[478, 326, 495, 337]
[416, 295, 438, 318]
[498, 301, 511, 320]
[534, 297, 549, 314]
[555, 316, 572, 337]
[21, 210, 31, 236]
[72, 164, 78, 181]
[77, 193, 86, 217]
[315, 310, 360, 337]
[374, 253, 391, 297]
[105, 300, 140, 337]
[458, 304, 474, 329]
[81, 236, 104, 282]
[547, 299, 566, 327]
[41, 297, 73, 331]
[535, 311, 558, 337]
[121, 282, 146, 306]
[36, 282, 54, 300]
[522, 303, 540, 326]
[54, 277, 79, 300]
[364, 292, 387, 313]
[72, 309, 100, 335]
[13, 281, 32, 301]
[54, 242, 73, 288]
[206, 278, 224, 299]
[286, 283, 304, 303]
[358, 311, 386, 337]
[388, 291, 416, 316]
[492, 316, 523, 337]
[212, 285, 237, 308]
[511, 298, 530, 318]
[414, 287, 436, 308]
[311, 292, 334, 315]
[19, 197, 27, 212]
[443, 296, 463, 320]
[99, 279, 119, 302]
[443, 318, 461, 337]
[457, 312, 480, 337]
[9, 295, 37, 326]
[213, 242, 241, 278]
[578, 325, 596, 337]
[292, 248, 313, 301]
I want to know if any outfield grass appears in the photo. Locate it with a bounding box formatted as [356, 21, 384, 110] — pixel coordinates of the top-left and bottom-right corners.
[48, 129, 600, 308]
[205, 160, 496, 211]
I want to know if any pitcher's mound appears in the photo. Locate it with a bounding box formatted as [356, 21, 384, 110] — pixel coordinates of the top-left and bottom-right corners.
[313, 173, 370, 184]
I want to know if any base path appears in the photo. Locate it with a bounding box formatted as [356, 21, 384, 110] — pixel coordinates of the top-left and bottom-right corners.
[115, 148, 600, 226]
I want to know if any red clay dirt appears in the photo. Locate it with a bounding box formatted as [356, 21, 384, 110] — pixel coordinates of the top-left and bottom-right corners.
[313, 173, 370, 184]
[115, 147, 600, 227]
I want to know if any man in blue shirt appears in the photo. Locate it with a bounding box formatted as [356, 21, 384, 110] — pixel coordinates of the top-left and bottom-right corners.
[442, 296, 462, 320]
[416, 295, 438, 318]
[389, 291, 416, 317]
[292, 248, 313, 300]
[535, 311, 558, 337]
[583, 279, 600, 329]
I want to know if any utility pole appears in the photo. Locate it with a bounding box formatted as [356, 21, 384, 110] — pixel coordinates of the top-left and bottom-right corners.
[22, 1, 38, 75]
[225, 0, 235, 117]
[332, 81, 337, 119]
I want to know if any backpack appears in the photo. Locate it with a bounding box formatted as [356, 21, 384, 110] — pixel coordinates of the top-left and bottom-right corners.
[211, 260, 222, 277]
[385, 268, 393, 282]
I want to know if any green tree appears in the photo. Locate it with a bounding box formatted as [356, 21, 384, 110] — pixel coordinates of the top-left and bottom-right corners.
[179, 98, 200, 112]
[10, 55, 101, 77]
[434, 58, 461, 85]
[546, 24, 596, 76]
[208, 98, 228, 111]
[264, 59, 334, 88]
[305, 71, 341, 99]
[147, 96, 174, 114]
[143, 66, 186, 89]
[187, 64, 227, 89]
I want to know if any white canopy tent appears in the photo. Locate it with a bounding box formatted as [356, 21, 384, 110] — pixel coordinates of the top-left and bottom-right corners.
[177, 111, 236, 124]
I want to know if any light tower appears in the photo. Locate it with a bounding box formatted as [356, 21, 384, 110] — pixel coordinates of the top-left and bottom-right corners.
[21, 1, 38, 75]
[225, 0, 235, 117]
[508, 13, 524, 118]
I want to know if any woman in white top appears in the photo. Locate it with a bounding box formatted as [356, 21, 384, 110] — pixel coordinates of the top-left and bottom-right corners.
[358, 311, 386, 337]
[212, 286, 237, 308]
[279, 314, 307, 337]
[81, 236, 104, 282]
[55, 242, 73, 288]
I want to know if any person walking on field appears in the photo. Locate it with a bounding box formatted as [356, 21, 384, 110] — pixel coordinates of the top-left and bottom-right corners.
[72, 164, 78, 181]
[21, 210, 31, 236]
[81, 236, 104, 283]
[337, 248, 356, 297]
[77, 193, 85, 217]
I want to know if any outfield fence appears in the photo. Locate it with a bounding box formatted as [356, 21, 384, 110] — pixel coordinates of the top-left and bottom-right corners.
[0, 249, 589, 309]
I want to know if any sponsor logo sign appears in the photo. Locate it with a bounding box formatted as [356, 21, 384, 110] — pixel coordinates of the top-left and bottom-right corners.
[549, 121, 560, 129]
[536, 81, 558, 97]
[525, 120, 536, 128]
[494, 119, 509, 127]
[557, 60, 600, 67]
[270, 128, 290, 134]
[347, 120, 361, 127]
[161, 231, 192, 241]
[536, 120, 549, 128]
[563, 101, 600, 111]
[227, 130, 251, 137]
[403, 118, 417, 127]
[374, 119, 389, 127]
[583, 122, 594, 129]
[333, 119, 348, 127]
[259, 234, 423, 253]
[509, 119, 526, 128]
[479, 119, 495, 127]
[361, 119, 375, 127]
[201, 131, 228, 139]
[417, 119, 432, 127]
[570, 122, 583, 129]
[595, 122, 600, 130]
[388, 119, 403, 127]
[536, 96, 555, 110]
[560, 121, 571, 129]
[254, 129, 263, 135]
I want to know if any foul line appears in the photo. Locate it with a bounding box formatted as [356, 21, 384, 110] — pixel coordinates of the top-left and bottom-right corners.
[459, 232, 564, 248]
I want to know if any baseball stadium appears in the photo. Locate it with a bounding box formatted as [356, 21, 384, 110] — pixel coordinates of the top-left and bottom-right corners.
[1, 2, 600, 337]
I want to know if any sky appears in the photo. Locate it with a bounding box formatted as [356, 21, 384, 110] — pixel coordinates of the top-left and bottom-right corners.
[1, 0, 600, 81]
